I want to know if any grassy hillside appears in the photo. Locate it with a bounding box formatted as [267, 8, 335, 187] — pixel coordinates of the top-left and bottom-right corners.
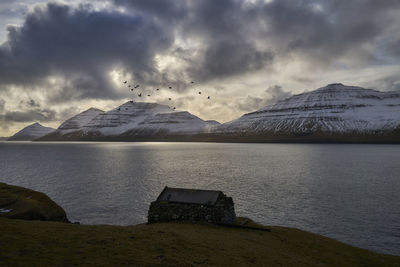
[1, 182, 398, 266]
[0, 182, 68, 222]
[0, 217, 399, 266]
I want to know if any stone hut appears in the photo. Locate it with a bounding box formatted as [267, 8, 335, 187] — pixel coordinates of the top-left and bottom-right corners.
[148, 186, 236, 224]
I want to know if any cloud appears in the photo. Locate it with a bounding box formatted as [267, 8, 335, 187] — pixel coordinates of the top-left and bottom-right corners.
[1, 108, 56, 123]
[235, 85, 292, 113]
[112, 0, 187, 20]
[0, 99, 5, 112]
[0, 103, 57, 133]
[0, 2, 174, 101]
[112, 0, 277, 82]
[112, 0, 400, 81]
[3, 0, 400, 94]
[1, 0, 400, 135]
[363, 76, 400, 92]
[188, 40, 274, 81]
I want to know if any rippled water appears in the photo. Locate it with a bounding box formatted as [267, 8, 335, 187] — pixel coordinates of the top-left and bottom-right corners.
[0, 141, 399, 255]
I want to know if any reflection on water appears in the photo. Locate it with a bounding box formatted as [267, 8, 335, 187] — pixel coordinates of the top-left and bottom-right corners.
[0, 141, 399, 255]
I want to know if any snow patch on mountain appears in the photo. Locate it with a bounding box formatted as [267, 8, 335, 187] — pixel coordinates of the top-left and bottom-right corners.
[217, 83, 400, 134]
[8, 123, 55, 141]
[55, 101, 218, 137]
[58, 108, 104, 132]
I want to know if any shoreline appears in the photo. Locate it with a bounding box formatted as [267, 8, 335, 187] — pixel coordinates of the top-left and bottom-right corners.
[1, 183, 399, 266]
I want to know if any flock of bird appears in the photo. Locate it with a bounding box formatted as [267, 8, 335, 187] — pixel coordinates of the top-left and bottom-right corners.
[119, 78, 211, 111]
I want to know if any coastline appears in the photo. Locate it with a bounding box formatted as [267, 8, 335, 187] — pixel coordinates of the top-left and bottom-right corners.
[0, 182, 399, 266]
[35, 131, 400, 144]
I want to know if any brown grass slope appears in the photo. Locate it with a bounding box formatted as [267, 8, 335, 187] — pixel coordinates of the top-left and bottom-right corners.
[0, 182, 69, 222]
[0, 217, 399, 267]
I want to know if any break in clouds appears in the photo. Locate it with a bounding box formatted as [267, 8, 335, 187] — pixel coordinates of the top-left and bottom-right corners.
[1, 0, 400, 135]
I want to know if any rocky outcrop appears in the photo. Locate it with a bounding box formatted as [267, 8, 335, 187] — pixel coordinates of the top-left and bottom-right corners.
[0, 182, 69, 222]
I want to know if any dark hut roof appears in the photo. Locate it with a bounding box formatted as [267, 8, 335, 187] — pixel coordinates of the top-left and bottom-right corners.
[156, 187, 222, 206]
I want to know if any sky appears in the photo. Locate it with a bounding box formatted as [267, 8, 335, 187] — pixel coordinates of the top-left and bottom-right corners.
[0, 0, 400, 136]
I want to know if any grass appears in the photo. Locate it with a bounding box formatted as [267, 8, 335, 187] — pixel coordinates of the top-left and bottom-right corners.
[0, 217, 399, 266]
[0, 182, 68, 222]
[1, 182, 399, 266]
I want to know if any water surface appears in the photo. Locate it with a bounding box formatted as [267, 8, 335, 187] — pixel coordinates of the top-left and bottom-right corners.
[0, 142, 399, 255]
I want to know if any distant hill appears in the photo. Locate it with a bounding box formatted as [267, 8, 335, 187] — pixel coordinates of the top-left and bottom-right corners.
[39, 102, 219, 141]
[8, 123, 55, 141]
[217, 83, 400, 134]
[37, 83, 400, 143]
[210, 83, 400, 143]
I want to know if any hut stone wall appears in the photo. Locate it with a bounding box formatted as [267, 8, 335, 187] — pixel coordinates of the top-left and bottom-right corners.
[148, 192, 236, 224]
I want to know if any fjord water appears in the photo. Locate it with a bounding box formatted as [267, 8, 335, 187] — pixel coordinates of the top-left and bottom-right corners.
[0, 142, 399, 255]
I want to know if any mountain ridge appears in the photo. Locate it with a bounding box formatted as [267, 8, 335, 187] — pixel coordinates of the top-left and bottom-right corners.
[216, 83, 400, 135]
[39, 101, 219, 141]
[32, 83, 400, 142]
[8, 122, 55, 141]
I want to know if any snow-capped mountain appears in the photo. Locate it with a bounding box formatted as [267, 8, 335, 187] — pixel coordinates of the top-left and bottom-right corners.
[82, 102, 172, 135]
[40, 101, 219, 140]
[58, 107, 104, 132]
[8, 123, 55, 141]
[36, 84, 400, 142]
[216, 83, 400, 135]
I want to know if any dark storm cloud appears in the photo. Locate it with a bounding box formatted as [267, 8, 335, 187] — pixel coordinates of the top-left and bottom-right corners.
[187, 40, 274, 81]
[0, 97, 57, 127]
[1, 108, 56, 123]
[0, 99, 5, 112]
[2, 0, 400, 92]
[0, 2, 173, 101]
[112, 0, 400, 81]
[181, 0, 276, 81]
[111, 0, 276, 82]
[112, 0, 187, 20]
[1, 0, 400, 118]
[386, 37, 400, 59]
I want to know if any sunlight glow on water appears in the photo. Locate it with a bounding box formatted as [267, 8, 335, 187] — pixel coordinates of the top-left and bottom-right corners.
[0, 142, 399, 255]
